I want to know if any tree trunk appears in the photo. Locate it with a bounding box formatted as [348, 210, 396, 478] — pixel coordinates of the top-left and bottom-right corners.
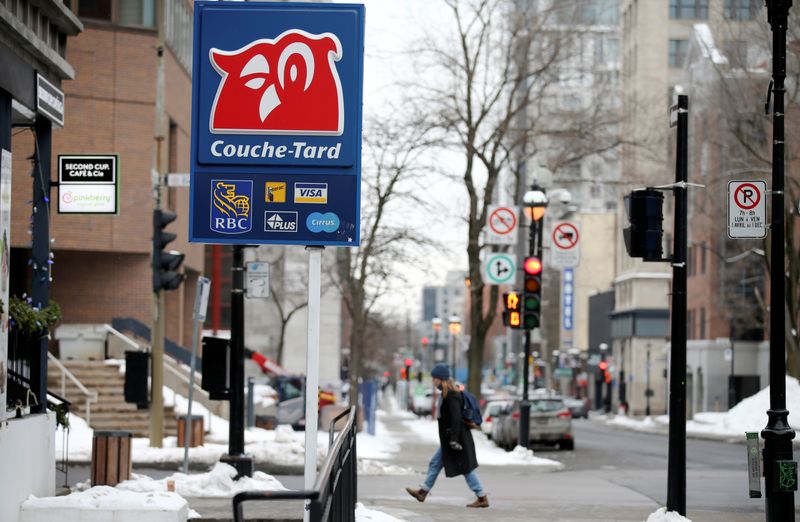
[348, 296, 366, 408]
[277, 322, 286, 367]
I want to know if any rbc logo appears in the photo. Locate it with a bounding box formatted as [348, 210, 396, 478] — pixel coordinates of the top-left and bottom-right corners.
[209, 30, 344, 135]
[211, 180, 252, 234]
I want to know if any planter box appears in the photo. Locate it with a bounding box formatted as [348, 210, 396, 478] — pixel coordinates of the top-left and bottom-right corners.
[55, 324, 107, 360]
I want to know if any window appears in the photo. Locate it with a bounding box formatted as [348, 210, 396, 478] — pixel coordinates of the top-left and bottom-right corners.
[724, 0, 760, 21]
[701, 242, 707, 273]
[74, 0, 155, 28]
[669, 39, 689, 68]
[670, 0, 709, 19]
[699, 308, 706, 338]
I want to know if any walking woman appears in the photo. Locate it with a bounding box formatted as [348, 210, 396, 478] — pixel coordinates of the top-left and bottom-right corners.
[405, 364, 489, 508]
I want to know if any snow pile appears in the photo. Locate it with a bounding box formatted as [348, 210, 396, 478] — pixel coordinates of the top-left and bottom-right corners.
[252, 383, 278, 409]
[355, 502, 407, 521]
[645, 507, 692, 522]
[358, 459, 413, 475]
[21, 487, 188, 513]
[116, 462, 286, 497]
[608, 415, 658, 430]
[357, 417, 401, 459]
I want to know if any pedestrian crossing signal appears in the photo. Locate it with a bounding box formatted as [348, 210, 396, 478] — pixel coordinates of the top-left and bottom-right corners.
[502, 291, 522, 329]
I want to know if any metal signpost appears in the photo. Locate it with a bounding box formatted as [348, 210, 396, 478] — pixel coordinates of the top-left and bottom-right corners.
[183, 277, 211, 473]
[485, 205, 519, 245]
[57, 155, 119, 214]
[727, 180, 767, 239]
[550, 221, 580, 268]
[189, 2, 365, 506]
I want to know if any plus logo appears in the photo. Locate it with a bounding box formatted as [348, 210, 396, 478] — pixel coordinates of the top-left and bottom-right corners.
[210, 180, 252, 234]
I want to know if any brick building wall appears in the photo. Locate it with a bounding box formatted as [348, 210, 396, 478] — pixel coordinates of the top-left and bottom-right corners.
[8, 21, 202, 347]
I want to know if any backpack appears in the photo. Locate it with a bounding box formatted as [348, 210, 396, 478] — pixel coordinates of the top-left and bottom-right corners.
[460, 390, 483, 428]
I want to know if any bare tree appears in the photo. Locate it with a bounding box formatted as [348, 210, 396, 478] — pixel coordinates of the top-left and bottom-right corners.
[409, 0, 623, 395]
[335, 115, 432, 407]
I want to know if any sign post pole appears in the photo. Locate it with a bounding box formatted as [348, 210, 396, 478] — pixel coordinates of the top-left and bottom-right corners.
[183, 277, 210, 473]
[303, 246, 323, 521]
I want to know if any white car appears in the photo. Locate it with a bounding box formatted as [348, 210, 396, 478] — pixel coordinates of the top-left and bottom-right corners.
[482, 400, 512, 438]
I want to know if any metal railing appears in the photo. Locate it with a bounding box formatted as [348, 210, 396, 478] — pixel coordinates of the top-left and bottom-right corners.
[232, 407, 358, 522]
[47, 352, 98, 425]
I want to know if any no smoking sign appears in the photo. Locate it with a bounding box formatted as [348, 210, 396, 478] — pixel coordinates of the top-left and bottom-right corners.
[728, 180, 766, 239]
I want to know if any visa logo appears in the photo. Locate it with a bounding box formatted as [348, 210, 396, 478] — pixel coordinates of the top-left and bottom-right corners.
[295, 182, 328, 204]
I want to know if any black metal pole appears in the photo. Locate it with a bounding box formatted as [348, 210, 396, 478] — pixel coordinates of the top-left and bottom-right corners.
[667, 94, 688, 515]
[520, 328, 531, 447]
[646, 348, 651, 417]
[30, 116, 51, 413]
[619, 343, 627, 413]
[222, 244, 253, 477]
[763, 2, 796, 520]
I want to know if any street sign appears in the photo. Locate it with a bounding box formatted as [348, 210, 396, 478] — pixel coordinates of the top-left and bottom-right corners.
[57, 155, 118, 214]
[482, 253, 515, 285]
[562, 268, 574, 331]
[727, 180, 767, 239]
[485, 205, 518, 245]
[189, 2, 365, 246]
[724, 348, 732, 362]
[554, 368, 573, 378]
[37, 73, 64, 128]
[551, 221, 580, 268]
[246, 262, 270, 299]
[167, 173, 191, 187]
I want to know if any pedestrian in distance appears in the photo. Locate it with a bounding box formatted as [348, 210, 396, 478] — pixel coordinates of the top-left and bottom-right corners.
[405, 364, 489, 508]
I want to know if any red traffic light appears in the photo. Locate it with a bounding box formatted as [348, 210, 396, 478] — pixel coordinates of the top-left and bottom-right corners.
[421, 336, 429, 346]
[598, 361, 608, 371]
[404, 358, 413, 367]
[383, 371, 390, 377]
[524, 257, 542, 275]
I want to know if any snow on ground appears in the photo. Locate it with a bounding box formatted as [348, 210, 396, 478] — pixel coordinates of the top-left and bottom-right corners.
[115, 462, 287, 497]
[645, 507, 692, 522]
[355, 502, 407, 521]
[606, 376, 800, 441]
[21, 487, 189, 513]
[400, 416, 563, 468]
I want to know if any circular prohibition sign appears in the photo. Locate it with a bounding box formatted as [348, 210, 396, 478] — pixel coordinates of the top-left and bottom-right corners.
[733, 183, 761, 211]
[552, 223, 579, 250]
[488, 207, 517, 235]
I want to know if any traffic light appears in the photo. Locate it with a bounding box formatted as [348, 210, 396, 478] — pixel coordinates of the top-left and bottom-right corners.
[502, 291, 522, 329]
[623, 189, 664, 261]
[152, 209, 186, 292]
[522, 257, 542, 330]
[598, 360, 608, 371]
[404, 358, 412, 381]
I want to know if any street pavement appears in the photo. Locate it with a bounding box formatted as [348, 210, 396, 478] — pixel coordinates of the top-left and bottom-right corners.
[65, 415, 799, 521]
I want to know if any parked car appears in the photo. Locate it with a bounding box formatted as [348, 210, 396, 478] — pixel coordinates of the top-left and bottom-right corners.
[482, 400, 512, 439]
[564, 397, 589, 419]
[411, 390, 433, 416]
[492, 396, 574, 450]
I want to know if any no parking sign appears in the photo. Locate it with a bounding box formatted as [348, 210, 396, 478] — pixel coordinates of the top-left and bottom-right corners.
[551, 221, 580, 268]
[727, 180, 767, 239]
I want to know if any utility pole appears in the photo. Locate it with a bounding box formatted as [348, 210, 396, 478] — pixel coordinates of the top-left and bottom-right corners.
[763, 2, 797, 520]
[666, 94, 689, 516]
[149, 0, 167, 447]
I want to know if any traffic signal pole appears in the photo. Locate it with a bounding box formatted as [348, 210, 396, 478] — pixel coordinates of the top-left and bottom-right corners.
[667, 94, 688, 515]
[763, 2, 796, 520]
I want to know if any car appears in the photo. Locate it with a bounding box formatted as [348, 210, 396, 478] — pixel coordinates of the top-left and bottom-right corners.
[411, 390, 433, 416]
[564, 397, 589, 419]
[492, 396, 574, 450]
[481, 400, 512, 439]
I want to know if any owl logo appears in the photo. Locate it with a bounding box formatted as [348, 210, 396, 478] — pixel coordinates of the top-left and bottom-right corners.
[209, 30, 344, 135]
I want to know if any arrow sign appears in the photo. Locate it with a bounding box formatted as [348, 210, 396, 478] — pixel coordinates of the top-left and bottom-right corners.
[482, 253, 516, 285]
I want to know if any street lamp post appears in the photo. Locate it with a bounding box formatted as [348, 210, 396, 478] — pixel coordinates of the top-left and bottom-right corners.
[448, 315, 461, 382]
[519, 185, 548, 448]
[646, 345, 652, 417]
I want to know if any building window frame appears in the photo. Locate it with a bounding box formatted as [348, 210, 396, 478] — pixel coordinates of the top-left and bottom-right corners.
[724, 0, 760, 21]
[69, 0, 156, 30]
[669, 39, 689, 68]
[669, 0, 709, 20]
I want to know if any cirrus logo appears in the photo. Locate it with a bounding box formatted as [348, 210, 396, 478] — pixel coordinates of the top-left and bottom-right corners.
[306, 212, 339, 233]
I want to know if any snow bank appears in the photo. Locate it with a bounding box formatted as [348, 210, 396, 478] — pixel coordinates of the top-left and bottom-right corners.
[20, 488, 189, 520]
[355, 502, 407, 521]
[606, 377, 800, 441]
[645, 507, 692, 522]
[117, 462, 286, 497]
